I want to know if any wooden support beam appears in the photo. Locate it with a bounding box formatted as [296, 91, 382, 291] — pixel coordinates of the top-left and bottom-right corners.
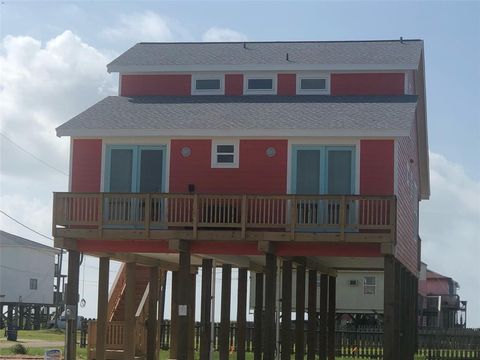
[258, 240, 275, 254]
[384, 255, 400, 360]
[219, 264, 232, 360]
[188, 272, 196, 360]
[65, 250, 79, 360]
[147, 266, 159, 360]
[263, 253, 277, 360]
[295, 262, 306, 360]
[170, 271, 178, 359]
[281, 260, 292, 360]
[253, 272, 264, 360]
[177, 248, 191, 360]
[124, 262, 136, 360]
[200, 259, 213, 360]
[95, 257, 109, 360]
[319, 274, 328, 360]
[237, 268, 248, 360]
[307, 269, 317, 360]
[157, 270, 167, 356]
[327, 276, 336, 360]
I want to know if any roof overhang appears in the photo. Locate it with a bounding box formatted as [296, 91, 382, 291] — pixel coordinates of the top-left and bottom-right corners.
[107, 63, 418, 74]
[57, 128, 410, 138]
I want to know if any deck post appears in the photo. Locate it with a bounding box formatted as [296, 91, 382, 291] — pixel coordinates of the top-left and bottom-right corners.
[327, 275, 336, 360]
[96, 257, 109, 360]
[253, 272, 264, 360]
[147, 266, 159, 360]
[157, 270, 167, 356]
[319, 273, 328, 360]
[188, 271, 197, 360]
[237, 268, 248, 360]
[200, 259, 213, 360]
[384, 255, 399, 360]
[65, 250, 80, 360]
[307, 269, 317, 360]
[177, 244, 191, 360]
[295, 262, 306, 360]
[170, 271, 179, 359]
[124, 262, 137, 360]
[281, 260, 292, 360]
[263, 253, 277, 360]
[219, 264, 232, 360]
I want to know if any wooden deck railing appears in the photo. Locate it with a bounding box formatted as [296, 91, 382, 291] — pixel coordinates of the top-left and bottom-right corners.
[53, 193, 396, 242]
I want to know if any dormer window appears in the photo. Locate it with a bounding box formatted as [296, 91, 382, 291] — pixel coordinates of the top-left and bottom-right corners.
[297, 74, 330, 95]
[244, 74, 276, 94]
[192, 75, 224, 95]
[211, 140, 239, 168]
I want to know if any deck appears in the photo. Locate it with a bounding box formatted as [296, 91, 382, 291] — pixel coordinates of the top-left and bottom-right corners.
[53, 193, 396, 245]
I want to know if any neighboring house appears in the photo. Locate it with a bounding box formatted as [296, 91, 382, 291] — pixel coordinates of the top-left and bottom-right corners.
[53, 40, 429, 360]
[0, 230, 60, 329]
[418, 265, 467, 328]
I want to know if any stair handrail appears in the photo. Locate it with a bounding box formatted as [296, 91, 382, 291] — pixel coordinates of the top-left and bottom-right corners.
[107, 262, 126, 321]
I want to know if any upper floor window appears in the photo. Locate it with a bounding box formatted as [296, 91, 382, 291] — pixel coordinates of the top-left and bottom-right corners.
[244, 74, 276, 95]
[211, 140, 239, 168]
[297, 74, 330, 95]
[192, 75, 224, 95]
[30, 278, 38, 290]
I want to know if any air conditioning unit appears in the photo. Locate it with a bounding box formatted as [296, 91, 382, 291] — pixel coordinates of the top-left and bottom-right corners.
[348, 279, 359, 286]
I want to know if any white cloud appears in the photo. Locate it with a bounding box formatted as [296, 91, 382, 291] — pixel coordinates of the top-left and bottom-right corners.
[420, 152, 480, 327]
[202, 27, 247, 42]
[101, 11, 191, 43]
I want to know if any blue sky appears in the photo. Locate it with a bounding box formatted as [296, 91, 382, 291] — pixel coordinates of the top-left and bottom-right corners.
[1, 1, 479, 326]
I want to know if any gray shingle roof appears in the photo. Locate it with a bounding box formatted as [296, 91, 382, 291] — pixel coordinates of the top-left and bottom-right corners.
[107, 40, 423, 72]
[56, 95, 417, 137]
[0, 230, 58, 252]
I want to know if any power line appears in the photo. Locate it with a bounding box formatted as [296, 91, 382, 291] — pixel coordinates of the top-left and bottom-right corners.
[0, 209, 53, 242]
[0, 132, 68, 177]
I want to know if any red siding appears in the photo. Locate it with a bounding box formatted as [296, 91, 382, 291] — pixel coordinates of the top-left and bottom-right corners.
[169, 139, 287, 194]
[71, 139, 102, 192]
[121, 74, 191, 96]
[225, 74, 243, 96]
[360, 140, 394, 195]
[277, 74, 296, 96]
[331, 73, 405, 96]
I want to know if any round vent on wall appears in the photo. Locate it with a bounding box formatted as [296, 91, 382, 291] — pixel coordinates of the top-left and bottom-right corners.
[266, 147, 276, 157]
[181, 147, 192, 157]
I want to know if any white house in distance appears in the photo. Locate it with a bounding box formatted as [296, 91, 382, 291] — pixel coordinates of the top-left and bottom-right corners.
[0, 230, 60, 328]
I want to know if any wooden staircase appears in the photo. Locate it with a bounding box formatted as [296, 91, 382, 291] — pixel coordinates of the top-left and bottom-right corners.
[88, 263, 163, 360]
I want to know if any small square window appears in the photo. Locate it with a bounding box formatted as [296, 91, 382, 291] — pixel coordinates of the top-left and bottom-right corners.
[364, 276, 376, 295]
[212, 141, 239, 168]
[300, 78, 326, 90]
[30, 278, 38, 290]
[191, 75, 224, 95]
[248, 78, 273, 90]
[297, 74, 330, 95]
[244, 75, 276, 94]
[196, 79, 221, 90]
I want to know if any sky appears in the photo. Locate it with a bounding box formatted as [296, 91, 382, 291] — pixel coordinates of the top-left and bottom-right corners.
[0, 1, 479, 327]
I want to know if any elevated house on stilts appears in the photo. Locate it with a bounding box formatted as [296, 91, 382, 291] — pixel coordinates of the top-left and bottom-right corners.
[53, 40, 429, 360]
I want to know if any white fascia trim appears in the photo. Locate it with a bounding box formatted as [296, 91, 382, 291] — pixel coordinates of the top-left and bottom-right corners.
[108, 63, 417, 73]
[58, 128, 410, 138]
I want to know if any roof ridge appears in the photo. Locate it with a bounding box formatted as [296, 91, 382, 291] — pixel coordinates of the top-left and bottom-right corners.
[138, 39, 424, 45]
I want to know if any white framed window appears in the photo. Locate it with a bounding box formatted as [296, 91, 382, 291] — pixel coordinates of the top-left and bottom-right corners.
[363, 276, 376, 295]
[30, 278, 38, 290]
[244, 74, 276, 95]
[211, 140, 239, 168]
[297, 73, 330, 95]
[191, 74, 224, 95]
